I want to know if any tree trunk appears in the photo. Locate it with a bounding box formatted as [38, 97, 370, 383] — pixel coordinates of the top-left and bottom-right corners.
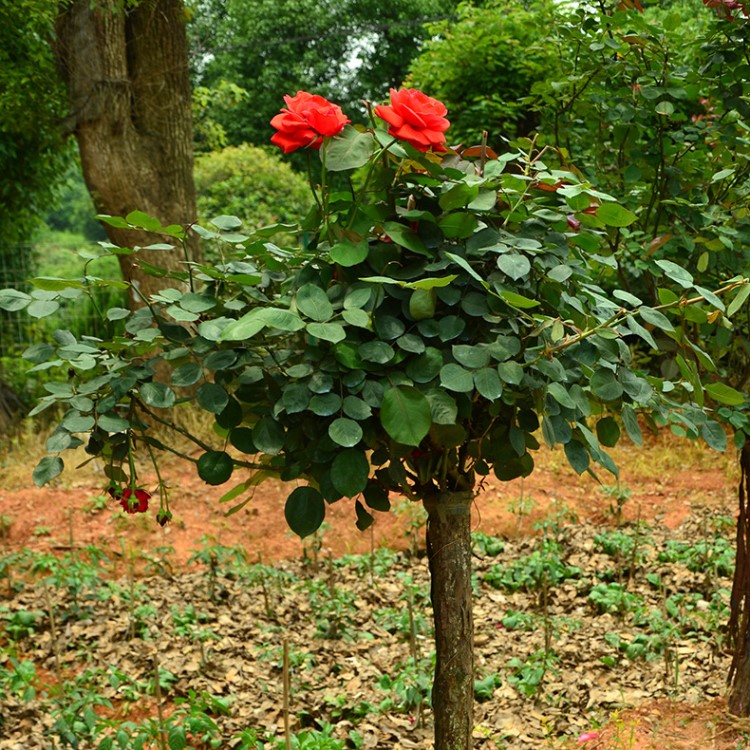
[729, 443, 750, 714]
[55, 0, 200, 307]
[424, 491, 474, 750]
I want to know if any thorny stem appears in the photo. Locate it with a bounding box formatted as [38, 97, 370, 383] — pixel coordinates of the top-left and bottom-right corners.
[534, 278, 750, 363]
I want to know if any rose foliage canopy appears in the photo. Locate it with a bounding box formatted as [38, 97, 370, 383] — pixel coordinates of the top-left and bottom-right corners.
[3, 89, 749, 534]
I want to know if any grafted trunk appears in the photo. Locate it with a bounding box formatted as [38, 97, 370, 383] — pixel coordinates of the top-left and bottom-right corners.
[729, 443, 750, 714]
[424, 491, 474, 750]
[55, 0, 199, 306]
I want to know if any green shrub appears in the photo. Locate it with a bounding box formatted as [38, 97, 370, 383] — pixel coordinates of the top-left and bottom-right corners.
[194, 144, 311, 232]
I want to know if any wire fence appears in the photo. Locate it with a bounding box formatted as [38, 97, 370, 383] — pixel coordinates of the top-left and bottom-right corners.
[0, 244, 124, 362]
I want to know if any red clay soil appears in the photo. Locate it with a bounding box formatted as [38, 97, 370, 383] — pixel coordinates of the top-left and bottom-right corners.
[0, 431, 737, 567]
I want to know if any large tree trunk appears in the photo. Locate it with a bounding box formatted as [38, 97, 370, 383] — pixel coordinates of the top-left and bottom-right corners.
[55, 0, 199, 306]
[729, 443, 750, 714]
[424, 491, 475, 750]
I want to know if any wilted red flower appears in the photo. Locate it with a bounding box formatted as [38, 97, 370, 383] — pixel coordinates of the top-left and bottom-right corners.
[702, 0, 748, 17]
[374, 88, 450, 152]
[119, 488, 150, 514]
[270, 91, 349, 154]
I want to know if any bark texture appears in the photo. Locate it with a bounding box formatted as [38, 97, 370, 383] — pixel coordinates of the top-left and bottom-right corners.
[55, 0, 199, 305]
[729, 443, 750, 715]
[425, 491, 474, 750]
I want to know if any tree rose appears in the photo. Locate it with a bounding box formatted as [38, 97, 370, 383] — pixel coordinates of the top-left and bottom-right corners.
[270, 91, 349, 153]
[374, 88, 450, 152]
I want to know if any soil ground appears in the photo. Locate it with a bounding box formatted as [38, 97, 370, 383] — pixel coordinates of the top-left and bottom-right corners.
[0, 426, 747, 749]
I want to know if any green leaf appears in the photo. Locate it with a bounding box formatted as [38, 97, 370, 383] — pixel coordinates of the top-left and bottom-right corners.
[425, 389, 458, 425]
[497, 254, 531, 281]
[440, 363, 474, 393]
[355, 500, 375, 531]
[98, 414, 130, 433]
[285, 486, 325, 538]
[230, 427, 256, 454]
[654, 260, 693, 289]
[590, 369, 623, 401]
[705, 382, 745, 406]
[309, 393, 342, 416]
[197, 383, 229, 414]
[452, 344, 490, 369]
[323, 126, 375, 171]
[439, 182, 479, 211]
[701, 420, 727, 452]
[655, 100, 674, 116]
[622, 405, 642, 446]
[197, 451, 234, 485]
[728, 284, 750, 318]
[343, 395, 372, 420]
[172, 362, 203, 387]
[168, 726, 187, 750]
[27, 299, 60, 318]
[140, 382, 176, 409]
[253, 417, 286, 454]
[126, 210, 162, 231]
[328, 418, 363, 447]
[444, 252, 487, 286]
[33, 456, 64, 487]
[547, 382, 576, 410]
[639, 306, 674, 332]
[564, 440, 589, 474]
[596, 417, 621, 448]
[330, 241, 368, 266]
[0, 289, 31, 311]
[382, 221, 430, 255]
[296, 284, 334, 321]
[497, 361, 524, 385]
[694, 285, 725, 312]
[409, 288, 436, 320]
[439, 212, 479, 239]
[380, 386, 432, 446]
[331, 449, 370, 497]
[474, 368, 503, 400]
[596, 203, 638, 228]
[307, 322, 346, 343]
[499, 291, 539, 309]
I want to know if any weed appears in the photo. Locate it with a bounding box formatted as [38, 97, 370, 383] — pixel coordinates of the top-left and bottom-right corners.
[472, 531, 505, 557]
[392, 498, 427, 556]
[588, 582, 644, 615]
[474, 671, 502, 701]
[484, 539, 581, 593]
[1, 607, 44, 641]
[600, 482, 632, 525]
[305, 578, 358, 641]
[83, 494, 109, 514]
[377, 653, 434, 716]
[0, 656, 37, 701]
[506, 649, 559, 698]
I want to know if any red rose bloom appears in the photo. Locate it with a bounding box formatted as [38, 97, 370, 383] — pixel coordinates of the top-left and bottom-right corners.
[270, 91, 349, 154]
[374, 88, 450, 152]
[119, 488, 150, 514]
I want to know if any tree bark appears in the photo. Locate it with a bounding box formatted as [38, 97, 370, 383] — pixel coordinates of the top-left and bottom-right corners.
[424, 491, 474, 750]
[729, 443, 750, 715]
[55, 0, 200, 306]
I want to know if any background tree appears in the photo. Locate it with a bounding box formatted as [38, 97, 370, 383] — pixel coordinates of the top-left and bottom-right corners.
[55, 0, 200, 303]
[407, 0, 559, 148]
[0, 0, 70, 248]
